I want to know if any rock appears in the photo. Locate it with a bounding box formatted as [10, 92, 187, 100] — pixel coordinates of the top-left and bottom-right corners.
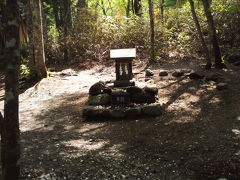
[82, 106, 110, 118]
[216, 83, 228, 90]
[145, 78, 152, 82]
[88, 94, 110, 105]
[144, 86, 158, 95]
[126, 107, 141, 117]
[172, 71, 184, 77]
[102, 87, 112, 94]
[159, 71, 168, 76]
[205, 72, 218, 81]
[233, 61, 240, 66]
[142, 104, 162, 116]
[60, 69, 78, 76]
[131, 91, 156, 104]
[189, 72, 204, 80]
[227, 55, 240, 63]
[89, 81, 106, 96]
[126, 86, 142, 94]
[146, 69, 154, 77]
[110, 108, 126, 118]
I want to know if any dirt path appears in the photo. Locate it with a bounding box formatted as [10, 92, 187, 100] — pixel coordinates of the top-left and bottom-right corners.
[0, 63, 240, 180]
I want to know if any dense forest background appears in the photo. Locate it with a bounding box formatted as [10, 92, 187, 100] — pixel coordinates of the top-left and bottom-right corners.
[2, 0, 240, 79]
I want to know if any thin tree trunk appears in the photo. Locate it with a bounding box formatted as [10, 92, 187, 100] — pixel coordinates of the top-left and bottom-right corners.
[107, 0, 113, 16]
[202, 0, 225, 68]
[189, 0, 211, 69]
[148, 0, 155, 63]
[134, 0, 142, 16]
[126, 0, 131, 17]
[28, 0, 48, 79]
[0, 112, 3, 135]
[177, 0, 181, 7]
[77, 0, 87, 8]
[159, 0, 164, 24]
[131, 0, 134, 15]
[1, 0, 21, 179]
[52, 0, 61, 30]
[62, 0, 72, 62]
[101, 0, 107, 16]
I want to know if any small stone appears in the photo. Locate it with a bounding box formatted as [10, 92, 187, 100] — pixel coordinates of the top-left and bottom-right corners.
[216, 83, 228, 90]
[233, 61, 240, 66]
[189, 72, 204, 80]
[227, 55, 240, 63]
[88, 94, 110, 105]
[145, 78, 152, 82]
[205, 72, 218, 81]
[159, 71, 168, 76]
[172, 71, 184, 77]
[145, 69, 154, 77]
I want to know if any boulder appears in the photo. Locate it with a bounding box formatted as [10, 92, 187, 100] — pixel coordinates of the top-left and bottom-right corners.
[189, 72, 205, 80]
[172, 71, 184, 77]
[89, 81, 106, 95]
[131, 91, 156, 104]
[159, 71, 168, 76]
[146, 69, 154, 77]
[88, 94, 110, 105]
[142, 104, 162, 116]
[144, 86, 158, 95]
[216, 83, 228, 90]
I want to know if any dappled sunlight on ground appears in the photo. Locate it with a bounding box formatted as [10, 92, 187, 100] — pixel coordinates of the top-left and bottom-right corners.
[1, 62, 240, 179]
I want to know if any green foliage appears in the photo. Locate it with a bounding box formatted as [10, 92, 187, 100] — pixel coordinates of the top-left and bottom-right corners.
[20, 64, 38, 81]
[41, 0, 240, 64]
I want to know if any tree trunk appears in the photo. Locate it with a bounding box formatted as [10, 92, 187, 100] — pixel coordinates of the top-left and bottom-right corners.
[148, 0, 155, 63]
[62, 0, 72, 62]
[159, 0, 164, 24]
[1, 0, 21, 179]
[202, 0, 225, 68]
[0, 112, 3, 135]
[28, 0, 48, 79]
[126, 0, 131, 17]
[176, 0, 181, 7]
[101, 0, 107, 16]
[52, 0, 61, 30]
[134, 0, 142, 16]
[77, 0, 88, 9]
[189, 0, 211, 69]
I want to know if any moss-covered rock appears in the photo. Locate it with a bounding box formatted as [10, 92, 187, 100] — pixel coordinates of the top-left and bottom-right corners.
[142, 104, 162, 116]
[88, 94, 110, 105]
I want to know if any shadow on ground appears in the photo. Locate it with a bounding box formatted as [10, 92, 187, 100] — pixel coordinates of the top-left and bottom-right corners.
[19, 67, 240, 179]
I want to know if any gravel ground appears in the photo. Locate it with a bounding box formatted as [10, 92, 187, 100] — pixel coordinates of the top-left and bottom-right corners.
[0, 62, 240, 180]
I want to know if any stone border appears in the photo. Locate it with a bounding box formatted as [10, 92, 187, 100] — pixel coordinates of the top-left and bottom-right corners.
[82, 103, 163, 119]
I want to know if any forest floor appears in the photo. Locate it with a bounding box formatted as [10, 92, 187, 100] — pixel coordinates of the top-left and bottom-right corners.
[0, 59, 240, 180]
